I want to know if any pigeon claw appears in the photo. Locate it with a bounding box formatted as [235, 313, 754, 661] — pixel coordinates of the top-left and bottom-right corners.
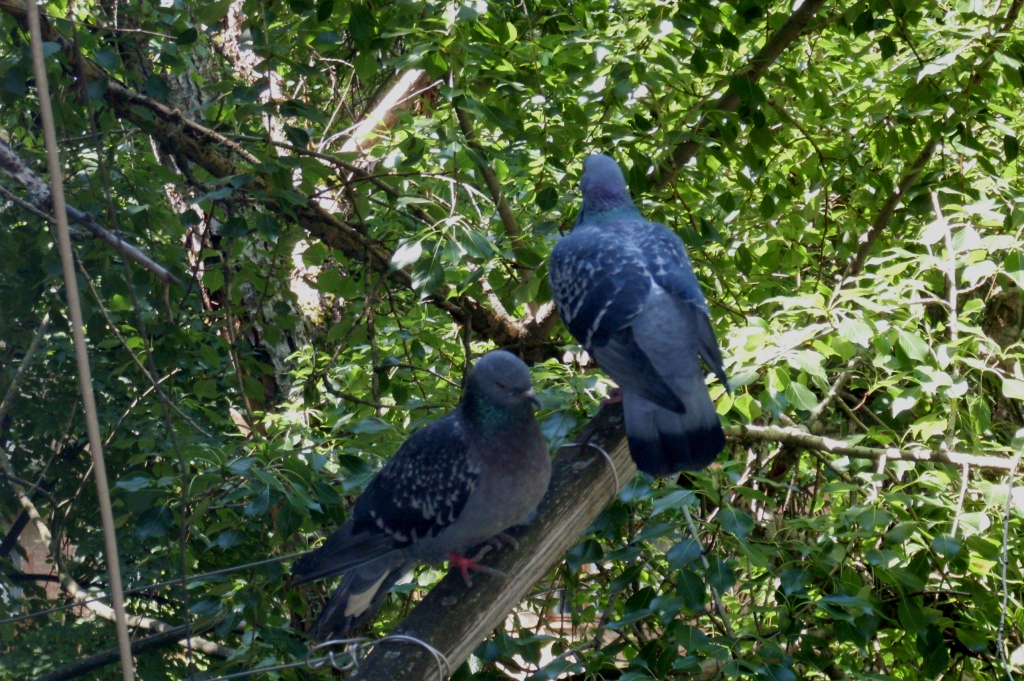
[486, 532, 519, 551]
[448, 551, 507, 587]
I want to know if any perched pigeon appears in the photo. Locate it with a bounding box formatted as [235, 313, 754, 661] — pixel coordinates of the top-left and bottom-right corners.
[291, 350, 551, 640]
[548, 154, 728, 475]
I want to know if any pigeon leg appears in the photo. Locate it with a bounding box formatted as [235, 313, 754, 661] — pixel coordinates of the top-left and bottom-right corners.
[448, 550, 508, 587]
[601, 387, 623, 406]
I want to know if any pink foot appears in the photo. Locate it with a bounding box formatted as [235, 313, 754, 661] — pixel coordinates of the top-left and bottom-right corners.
[448, 551, 507, 587]
[601, 387, 623, 406]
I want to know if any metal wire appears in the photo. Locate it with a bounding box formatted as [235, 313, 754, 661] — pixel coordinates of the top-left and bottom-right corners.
[557, 441, 621, 501]
[0, 552, 307, 626]
[199, 635, 451, 681]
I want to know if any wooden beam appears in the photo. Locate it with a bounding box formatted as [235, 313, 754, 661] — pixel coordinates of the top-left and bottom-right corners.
[350, 404, 635, 681]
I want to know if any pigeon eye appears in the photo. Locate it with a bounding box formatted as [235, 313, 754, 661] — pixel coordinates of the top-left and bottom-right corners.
[496, 382, 506, 389]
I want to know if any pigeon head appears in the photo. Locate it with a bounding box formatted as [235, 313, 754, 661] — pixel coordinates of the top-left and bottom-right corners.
[464, 350, 541, 411]
[578, 154, 635, 220]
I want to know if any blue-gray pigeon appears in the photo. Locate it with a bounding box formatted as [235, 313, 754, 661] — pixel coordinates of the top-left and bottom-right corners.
[291, 350, 551, 640]
[548, 154, 728, 475]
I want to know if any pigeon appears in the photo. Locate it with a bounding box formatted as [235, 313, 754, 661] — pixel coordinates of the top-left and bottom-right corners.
[291, 350, 552, 640]
[548, 154, 728, 475]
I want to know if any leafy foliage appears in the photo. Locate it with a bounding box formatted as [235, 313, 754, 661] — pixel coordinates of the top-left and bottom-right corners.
[1, 0, 1023, 679]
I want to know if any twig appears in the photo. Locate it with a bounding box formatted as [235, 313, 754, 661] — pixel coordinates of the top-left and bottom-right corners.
[0, 311, 50, 425]
[997, 449, 1022, 680]
[681, 506, 736, 642]
[807, 357, 861, 428]
[845, 138, 938, 279]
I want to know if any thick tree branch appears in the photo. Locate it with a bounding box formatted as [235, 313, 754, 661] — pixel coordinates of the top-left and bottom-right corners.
[658, 0, 832, 187]
[0, 1, 532, 347]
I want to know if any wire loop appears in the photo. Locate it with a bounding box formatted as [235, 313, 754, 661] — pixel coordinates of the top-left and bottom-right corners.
[557, 441, 621, 500]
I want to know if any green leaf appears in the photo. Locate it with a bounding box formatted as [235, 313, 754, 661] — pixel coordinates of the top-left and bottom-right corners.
[1002, 377, 1024, 400]
[931, 534, 960, 558]
[837, 318, 873, 347]
[718, 506, 754, 540]
[145, 74, 169, 100]
[690, 49, 708, 74]
[176, 28, 199, 45]
[1005, 251, 1024, 289]
[349, 5, 378, 47]
[317, 0, 335, 22]
[730, 76, 765, 106]
[666, 538, 703, 570]
[650, 489, 696, 517]
[535, 185, 558, 211]
[194, 0, 233, 24]
[677, 568, 707, 611]
[719, 28, 740, 50]
[706, 558, 736, 593]
[354, 52, 378, 81]
[135, 506, 174, 540]
[786, 382, 817, 411]
[392, 240, 423, 269]
[898, 330, 930, 362]
[879, 36, 897, 59]
[193, 378, 219, 399]
[1006, 135, 1020, 162]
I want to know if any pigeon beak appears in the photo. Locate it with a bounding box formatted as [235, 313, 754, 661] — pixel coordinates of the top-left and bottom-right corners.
[524, 389, 542, 409]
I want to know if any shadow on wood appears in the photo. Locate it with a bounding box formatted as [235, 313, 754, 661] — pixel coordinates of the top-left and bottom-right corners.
[350, 403, 636, 681]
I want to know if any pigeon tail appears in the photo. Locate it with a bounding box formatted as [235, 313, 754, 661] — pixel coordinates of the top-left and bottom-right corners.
[307, 560, 411, 641]
[291, 529, 396, 586]
[622, 387, 725, 475]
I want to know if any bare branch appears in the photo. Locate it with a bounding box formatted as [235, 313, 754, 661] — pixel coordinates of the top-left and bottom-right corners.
[728, 423, 1016, 471]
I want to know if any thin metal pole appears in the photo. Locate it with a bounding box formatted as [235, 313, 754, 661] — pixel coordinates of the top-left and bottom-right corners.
[25, 2, 136, 679]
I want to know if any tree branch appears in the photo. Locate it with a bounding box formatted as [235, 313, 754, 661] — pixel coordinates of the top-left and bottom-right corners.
[0, 139, 181, 285]
[453, 105, 529, 266]
[0, 1, 530, 347]
[658, 0, 832, 187]
[728, 423, 1016, 471]
[35, 619, 220, 681]
[844, 136, 937, 279]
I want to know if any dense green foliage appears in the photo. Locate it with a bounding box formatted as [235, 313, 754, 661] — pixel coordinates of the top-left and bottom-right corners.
[2, 0, 1024, 679]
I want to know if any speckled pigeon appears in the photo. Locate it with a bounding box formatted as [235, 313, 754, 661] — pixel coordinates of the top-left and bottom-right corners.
[291, 350, 551, 640]
[548, 154, 728, 475]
